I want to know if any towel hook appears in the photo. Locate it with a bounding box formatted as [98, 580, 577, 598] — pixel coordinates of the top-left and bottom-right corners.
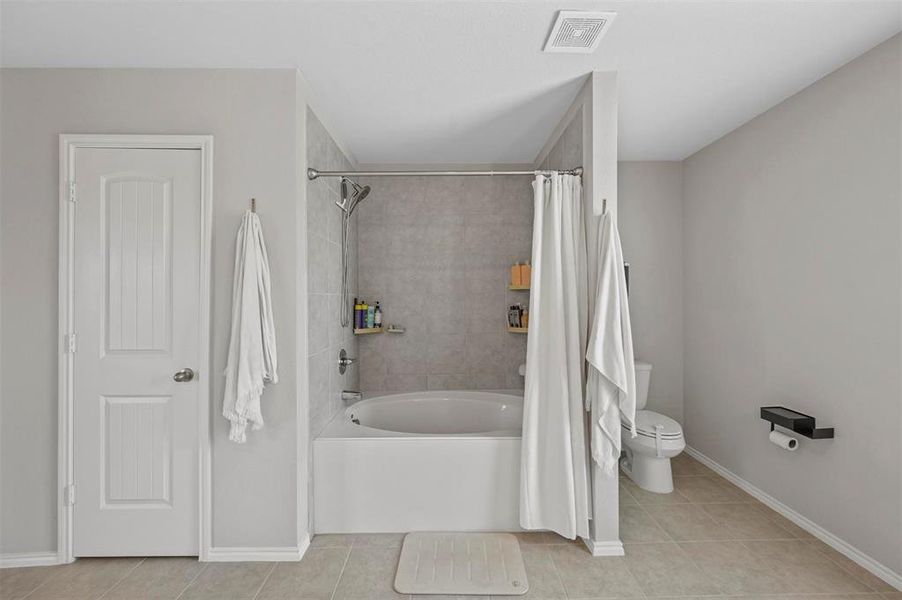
[250, 198, 256, 213]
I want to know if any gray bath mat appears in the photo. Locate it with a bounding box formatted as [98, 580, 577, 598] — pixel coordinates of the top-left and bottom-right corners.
[394, 532, 528, 596]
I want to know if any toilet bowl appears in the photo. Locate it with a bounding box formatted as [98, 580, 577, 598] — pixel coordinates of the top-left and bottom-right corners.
[620, 361, 685, 494]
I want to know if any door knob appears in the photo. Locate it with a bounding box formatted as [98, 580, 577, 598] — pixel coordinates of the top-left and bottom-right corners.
[173, 368, 195, 383]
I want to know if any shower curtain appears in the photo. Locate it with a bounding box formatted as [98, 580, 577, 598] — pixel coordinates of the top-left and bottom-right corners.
[519, 173, 590, 540]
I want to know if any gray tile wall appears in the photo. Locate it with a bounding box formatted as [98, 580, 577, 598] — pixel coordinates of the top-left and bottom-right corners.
[307, 109, 359, 435]
[355, 175, 533, 393]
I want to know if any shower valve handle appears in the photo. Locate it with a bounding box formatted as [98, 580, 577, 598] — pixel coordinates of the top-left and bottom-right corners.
[338, 349, 356, 374]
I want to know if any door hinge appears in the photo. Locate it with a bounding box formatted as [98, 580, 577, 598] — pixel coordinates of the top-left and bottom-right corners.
[68, 181, 77, 203]
[65, 333, 77, 353]
[65, 484, 76, 505]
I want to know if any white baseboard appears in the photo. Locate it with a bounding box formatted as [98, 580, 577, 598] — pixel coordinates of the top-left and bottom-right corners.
[581, 538, 624, 557]
[685, 445, 902, 591]
[0, 552, 60, 568]
[204, 545, 305, 562]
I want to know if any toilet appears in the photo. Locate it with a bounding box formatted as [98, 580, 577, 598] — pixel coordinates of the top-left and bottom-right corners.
[620, 361, 685, 494]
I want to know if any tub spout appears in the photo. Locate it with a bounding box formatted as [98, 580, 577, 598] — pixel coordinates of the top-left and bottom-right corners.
[341, 390, 363, 404]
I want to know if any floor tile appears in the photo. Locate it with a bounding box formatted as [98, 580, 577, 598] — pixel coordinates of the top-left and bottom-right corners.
[546, 543, 643, 599]
[644, 504, 734, 541]
[27, 558, 143, 600]
[622, 542, 721, 597]
[619, 506, 671, 543]
[746, 504, 814, 539]
[178, 562, 274, 600]
[618, 480, 637, 506]
[670, 455, 714, 478]
[785, 560, 876, 594]
[310, 534, 354, 548]
[673, 476, 749, 503]
[812, 541, 898, 592]
[0, 565, 61, 600]
[332, 546, 405, 599]
[102, 557, 204, 599]
[507, 545, 566, 599]
[256, 547, 350, 600]
[620, 477, 690, 505]
[701, 502, 798, 540]
[677, 541, 794, 595]
[350, 533, 405, 548]
[740, 539, 836, 566]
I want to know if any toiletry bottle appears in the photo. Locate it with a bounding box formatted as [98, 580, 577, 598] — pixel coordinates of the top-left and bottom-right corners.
[520, 261, 531, 287]
[522, 307, 529, 329]
[353, 298, 360, 329]
[357, 301, 367, 329]
[374, 302, 382, 329]
[510, 262, 522, 287]
[366, 303, 375, 328]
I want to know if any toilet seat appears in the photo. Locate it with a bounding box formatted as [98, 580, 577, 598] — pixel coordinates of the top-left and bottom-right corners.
[623, 410, 683, 440]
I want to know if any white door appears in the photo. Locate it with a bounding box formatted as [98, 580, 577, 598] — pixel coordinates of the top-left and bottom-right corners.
[72, 147, 203, 556]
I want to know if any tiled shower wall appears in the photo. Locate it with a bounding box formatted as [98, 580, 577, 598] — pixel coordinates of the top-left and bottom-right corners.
[306, 109, 359, 435]
[355, 175, 533, 393]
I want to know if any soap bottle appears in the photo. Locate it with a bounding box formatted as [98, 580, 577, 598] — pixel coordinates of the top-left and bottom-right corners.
[510, 262, 522, 287]
[520, 261, 531, 287]
[366, 303, 376, 328]
[357, 300, 367, 329]
[374, 302, 383, 329]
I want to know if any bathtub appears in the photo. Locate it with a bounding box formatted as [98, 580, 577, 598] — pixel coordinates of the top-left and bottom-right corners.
[314, 390, 523, 533]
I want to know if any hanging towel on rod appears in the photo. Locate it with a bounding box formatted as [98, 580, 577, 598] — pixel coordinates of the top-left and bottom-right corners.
[585, 209, 636, 474]
[223, 209, 278, 443]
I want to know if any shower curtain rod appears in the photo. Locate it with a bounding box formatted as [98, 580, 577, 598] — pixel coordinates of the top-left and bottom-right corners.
[307, 167, 582, 180]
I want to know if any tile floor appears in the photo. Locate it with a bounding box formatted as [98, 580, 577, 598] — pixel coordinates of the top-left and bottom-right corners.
[2, 456, 899, 600]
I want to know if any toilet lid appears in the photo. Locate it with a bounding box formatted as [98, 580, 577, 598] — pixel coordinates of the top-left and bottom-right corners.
[623, 410, 683, 439]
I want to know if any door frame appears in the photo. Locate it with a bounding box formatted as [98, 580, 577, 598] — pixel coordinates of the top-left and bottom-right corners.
[58, 134, 214, 563]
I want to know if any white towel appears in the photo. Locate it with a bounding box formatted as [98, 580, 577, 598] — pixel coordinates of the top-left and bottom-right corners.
[223, 210, 278, 443]
[585, 210, 636, 474]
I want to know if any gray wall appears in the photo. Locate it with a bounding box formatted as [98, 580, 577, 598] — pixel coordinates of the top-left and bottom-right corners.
[306, 109, 359, 435]
[683, 34, 901, 572]
[618, 162, 684, 422]
[0, 69, 303, 552]
[355, 175, 531, 392]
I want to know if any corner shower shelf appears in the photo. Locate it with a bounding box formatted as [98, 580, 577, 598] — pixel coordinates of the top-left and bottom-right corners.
[353, 327, 383, 335]
[507, 327, 528, 334]
[508, 285, 531, 291]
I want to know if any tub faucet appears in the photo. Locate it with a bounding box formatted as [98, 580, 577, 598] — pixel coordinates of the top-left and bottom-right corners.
[341, 390, 362, 404]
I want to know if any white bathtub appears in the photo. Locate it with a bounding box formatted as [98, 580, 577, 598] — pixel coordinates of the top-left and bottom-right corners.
[314, 390, 523, 533]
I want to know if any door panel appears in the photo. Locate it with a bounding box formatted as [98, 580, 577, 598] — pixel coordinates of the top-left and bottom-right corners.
[73, 148, 201, 556]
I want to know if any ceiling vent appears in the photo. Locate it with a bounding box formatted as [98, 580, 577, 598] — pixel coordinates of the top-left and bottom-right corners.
[543, 11, 616, 53]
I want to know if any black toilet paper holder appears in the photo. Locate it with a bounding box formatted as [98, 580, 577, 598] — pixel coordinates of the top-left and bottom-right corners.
[760, 406, 834, 439]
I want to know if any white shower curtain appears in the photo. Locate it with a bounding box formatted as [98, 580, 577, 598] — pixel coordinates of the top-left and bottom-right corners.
[519, 173, 590, 540]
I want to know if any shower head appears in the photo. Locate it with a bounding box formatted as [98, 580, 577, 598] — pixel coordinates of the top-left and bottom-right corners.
[339, 177, 371, 215]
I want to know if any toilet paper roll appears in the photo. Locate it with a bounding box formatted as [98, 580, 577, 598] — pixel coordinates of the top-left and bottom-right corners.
[769, 430, 798, 451]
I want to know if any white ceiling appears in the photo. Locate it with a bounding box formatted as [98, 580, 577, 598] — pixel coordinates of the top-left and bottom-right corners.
[2, 1, 900, 164]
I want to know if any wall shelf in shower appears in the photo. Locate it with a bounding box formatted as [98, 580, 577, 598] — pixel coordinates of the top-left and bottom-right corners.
[508, 285, 531, 291]
[353, 327, 383, 335]
[507, 327, 528, 334]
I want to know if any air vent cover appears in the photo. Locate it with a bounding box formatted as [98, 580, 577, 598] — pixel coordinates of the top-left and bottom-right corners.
[544, 11, 616, 53]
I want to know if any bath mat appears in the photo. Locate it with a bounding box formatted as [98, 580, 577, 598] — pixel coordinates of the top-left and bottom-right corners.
[394, 532, 528, 596]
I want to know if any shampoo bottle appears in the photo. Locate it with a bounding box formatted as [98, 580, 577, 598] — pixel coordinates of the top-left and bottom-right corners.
[520, 261, 531, 287]
[374, 302, 383, 329]
[366, 304, 376, 328]
[510, 262, 522, 287]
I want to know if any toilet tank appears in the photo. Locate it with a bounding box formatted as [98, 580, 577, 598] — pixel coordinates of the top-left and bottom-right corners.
[634, 361, 652, 410]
